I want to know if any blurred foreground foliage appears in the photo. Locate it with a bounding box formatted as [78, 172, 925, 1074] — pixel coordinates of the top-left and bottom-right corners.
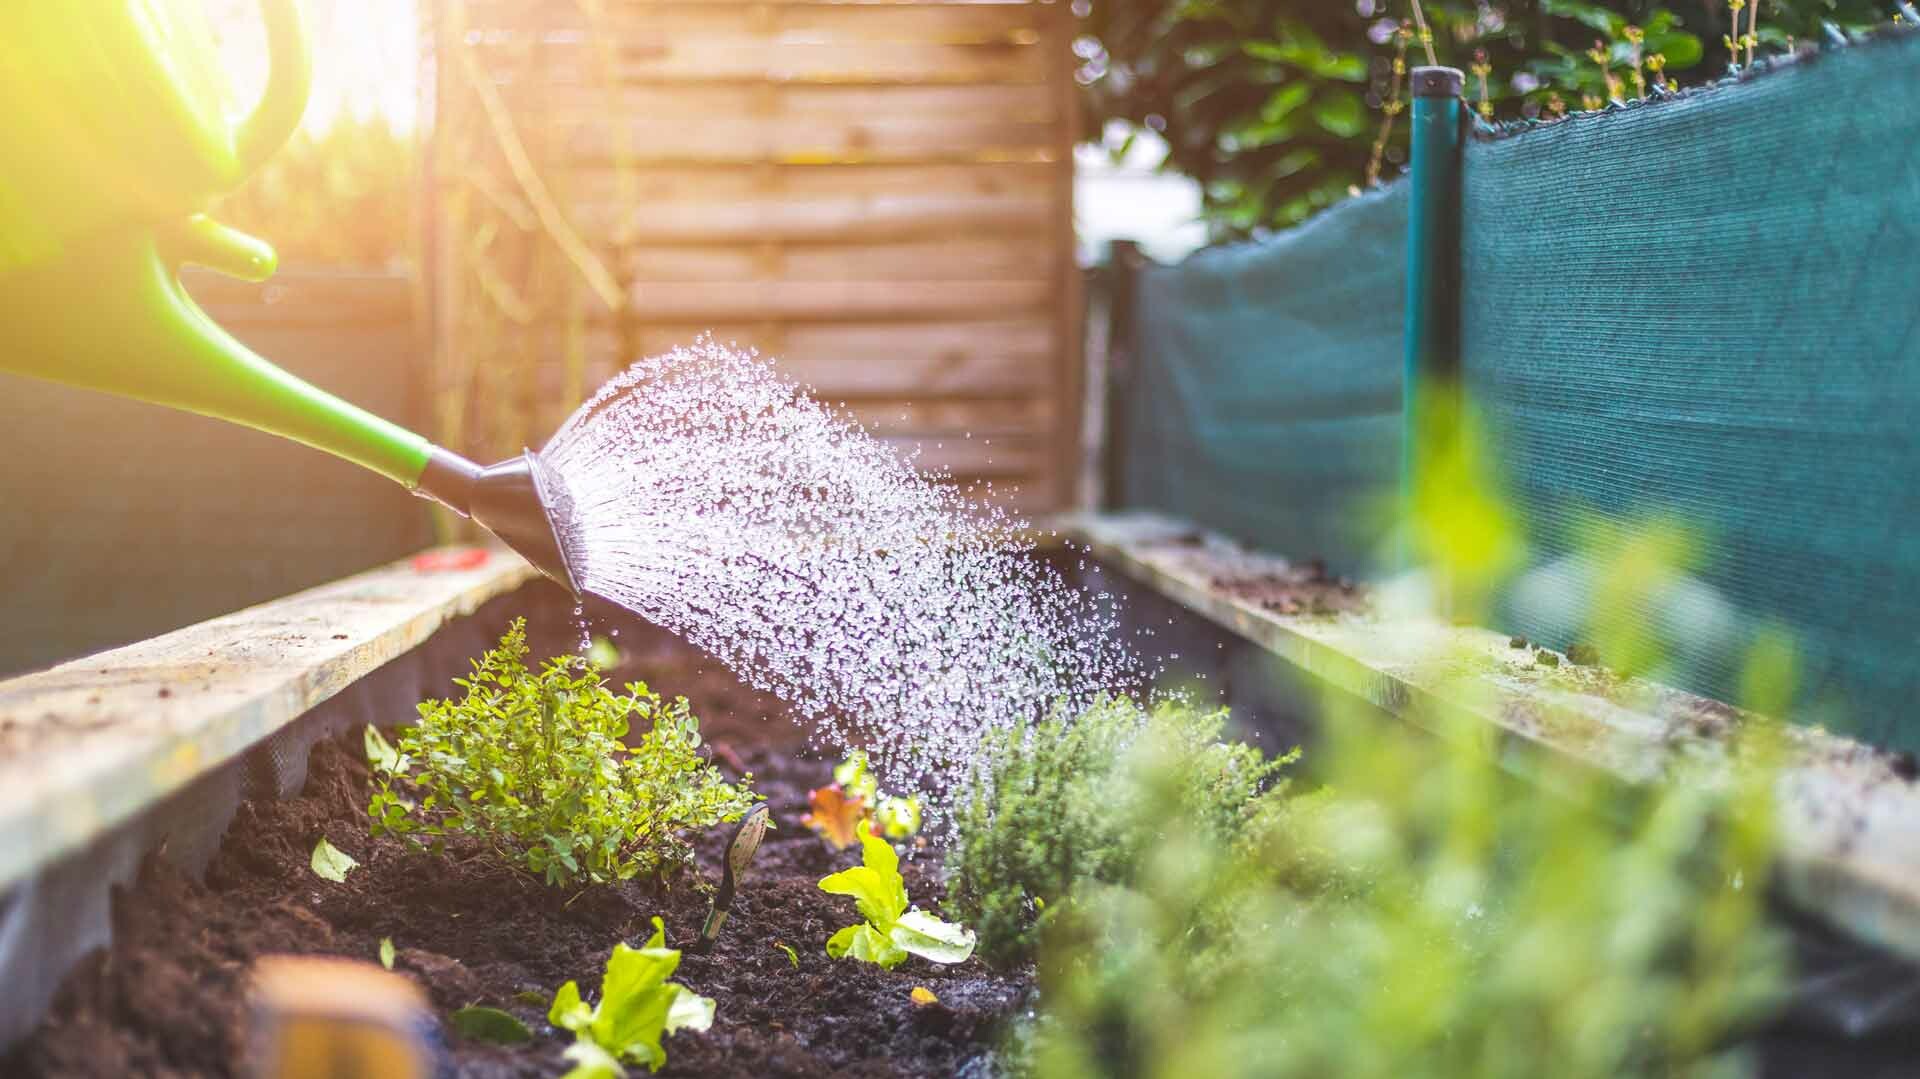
[214, 116, 414, 270]
[1006, 696, 1786, 1079]
[1077, 0, 1887, 235]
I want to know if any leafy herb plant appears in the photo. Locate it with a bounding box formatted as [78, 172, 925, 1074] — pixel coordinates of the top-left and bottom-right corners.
[820, 833, 975, 970]
[365, 618, 758, 887]
[549, 918, 714, 1076]
[944, 696, 1294, 967]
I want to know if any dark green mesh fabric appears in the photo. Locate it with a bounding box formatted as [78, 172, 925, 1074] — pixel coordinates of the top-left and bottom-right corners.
[1118, 185, 1407, 577]
[1462, 32, 1920, 751]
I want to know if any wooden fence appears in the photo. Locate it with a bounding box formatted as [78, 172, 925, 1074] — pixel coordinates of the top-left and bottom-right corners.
[422, 0, 1081, 510]
[0, 270, 433, 676]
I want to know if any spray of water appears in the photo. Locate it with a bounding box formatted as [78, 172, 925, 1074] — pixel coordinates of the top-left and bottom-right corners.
[540, 337, 1142, 801]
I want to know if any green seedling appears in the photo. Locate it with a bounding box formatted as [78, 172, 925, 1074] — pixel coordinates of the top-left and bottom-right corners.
[365, 619, 757, 887]
[310, 837, 358, 883]
[378, 937, 396, 971]
[549, 918, 714, 1077]
[449, 1005, 530, 1045]
[775, 942, 800, 969]
[820, 833, 974, 971]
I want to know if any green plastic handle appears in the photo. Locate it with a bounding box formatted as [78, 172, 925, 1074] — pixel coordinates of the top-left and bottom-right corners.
[0, 0, 434, 487]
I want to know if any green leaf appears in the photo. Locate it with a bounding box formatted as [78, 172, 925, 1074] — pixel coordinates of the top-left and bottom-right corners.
[664, 987, 716, 1034]
[449, 1005, 532, 1045]
[310, 837, 358, 883]
[1311, 91, 1367, 139]
[1649, 31, 1704, 69]
[827, 923, 908, 969]
[364, 725, 401, 773]
[551, 921, 710, 1075]
[818, 833, 908, 929]
[1542, 0, 1622, 34]
[549, 980, 593, 1032]
[889, 909, 978, 966]
[559, 1041, 627, 1079]
[378, 937, 396, 971]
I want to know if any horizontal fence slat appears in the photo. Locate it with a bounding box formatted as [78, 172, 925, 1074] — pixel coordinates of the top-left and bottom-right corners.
[576, 186, 1053, 243]
[554, 84, 1056, 164]
[463, 1, 1046, 42]
[840, 394, 1055, 435]
[469, 37, 1047, 86]
[623, 237, 1059, 282]
[584, 319, 1055, 397]
[621, 278, 1052, 321]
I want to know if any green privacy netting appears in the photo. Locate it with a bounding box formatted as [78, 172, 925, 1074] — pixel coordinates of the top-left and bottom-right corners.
[1116, 29, 1920, 752]
[1463, 31, 1920, 752]
[1116, 183, 1407, 578]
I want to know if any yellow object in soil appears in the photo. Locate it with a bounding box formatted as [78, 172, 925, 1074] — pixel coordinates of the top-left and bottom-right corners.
[250, 955, 431, 1079]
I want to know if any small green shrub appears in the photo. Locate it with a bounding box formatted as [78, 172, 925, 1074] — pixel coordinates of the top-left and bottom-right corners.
[366, 618, 758, 887]
[1023, 702, 1786, 1079]
[944, 696, 1294, 967]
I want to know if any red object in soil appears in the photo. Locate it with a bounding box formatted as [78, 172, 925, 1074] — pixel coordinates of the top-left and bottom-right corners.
[411, 547, 491, 573]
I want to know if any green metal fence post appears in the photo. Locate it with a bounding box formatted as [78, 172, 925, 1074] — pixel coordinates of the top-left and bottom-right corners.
[1100, 239, 1145, 510]
[1403, 66, 1466, 582]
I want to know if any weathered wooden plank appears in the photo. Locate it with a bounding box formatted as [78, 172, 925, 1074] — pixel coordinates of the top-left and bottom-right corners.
[0, 548, 536, 890]
[840, 395, 1055, 435]
[560, 102, 1067, 166]
[565, 160, 1055, 202]
[623, 237, 1060, 283]
[582, 319, 1056, 396]
[470, 35, 1047, 86]
[463, 2, 1046, 47]
[620, 278, 1051, 321]
[1056, 510, 1920, 961]
[577, 184, 1054, 243]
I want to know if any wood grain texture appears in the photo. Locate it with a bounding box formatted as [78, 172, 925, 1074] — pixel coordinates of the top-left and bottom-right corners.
[429, 0, 1078, 510]
[0, 549, 535, 890]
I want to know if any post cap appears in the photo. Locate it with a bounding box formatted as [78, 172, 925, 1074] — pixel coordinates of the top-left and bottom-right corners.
[1411, 66, 1465, 98]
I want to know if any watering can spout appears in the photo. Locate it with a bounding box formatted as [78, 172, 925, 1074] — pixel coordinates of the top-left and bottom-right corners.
[417, 449, 583, 595]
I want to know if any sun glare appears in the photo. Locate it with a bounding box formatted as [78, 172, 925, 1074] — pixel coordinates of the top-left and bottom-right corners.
[209, 0, 418, 132]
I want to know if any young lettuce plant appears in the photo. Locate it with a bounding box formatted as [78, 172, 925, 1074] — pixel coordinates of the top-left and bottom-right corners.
[819, 832, 974, 970]
[548, 918, 714, 1077]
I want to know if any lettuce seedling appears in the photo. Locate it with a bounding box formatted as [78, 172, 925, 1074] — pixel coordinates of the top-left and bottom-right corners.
[549, 918, 714, 1077]
[819, 833, 974, 970]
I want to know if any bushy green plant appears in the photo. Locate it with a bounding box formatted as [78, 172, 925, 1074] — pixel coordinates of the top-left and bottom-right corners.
[1078, 0, 1884, 236]
[944, 696, 1295, 967]
[365, 619, 758, 887]
[1023, 700, 1786, 1079]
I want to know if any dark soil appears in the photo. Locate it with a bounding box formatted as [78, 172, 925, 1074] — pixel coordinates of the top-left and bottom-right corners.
[1210, 558, 1370, 617]
[7, 623, 1028, 1078]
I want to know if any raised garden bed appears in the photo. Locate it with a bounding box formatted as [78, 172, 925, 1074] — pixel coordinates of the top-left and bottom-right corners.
[7, 523, 1920, 1077]
[5, 607, 1024, 1078]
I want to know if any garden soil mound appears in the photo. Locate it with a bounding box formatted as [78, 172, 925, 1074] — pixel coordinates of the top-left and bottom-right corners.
[6, 623, 1027, 1077]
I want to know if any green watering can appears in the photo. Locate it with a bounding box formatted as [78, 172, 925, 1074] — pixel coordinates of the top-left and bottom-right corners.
[0, 0, 580, 592]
